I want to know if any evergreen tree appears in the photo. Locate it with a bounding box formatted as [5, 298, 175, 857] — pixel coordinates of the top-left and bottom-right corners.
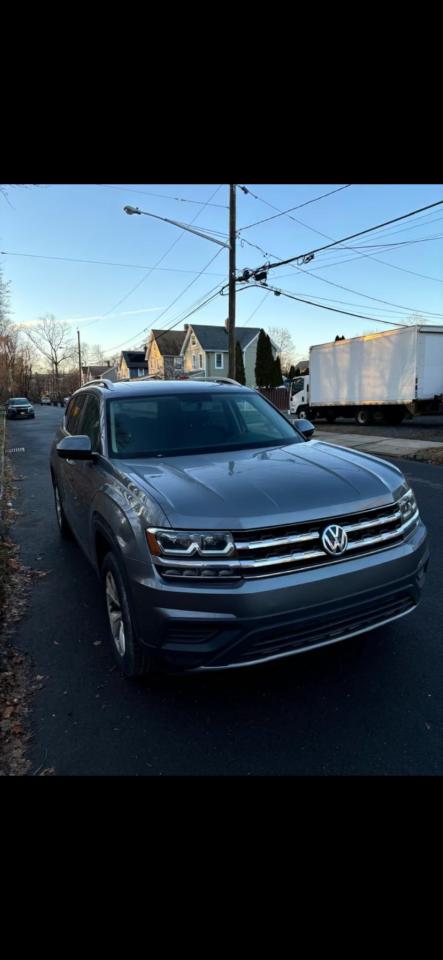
[273, 354, 282, 387]
[288, 364, 297, 380]
[265, 334, 275, 387]
[235, 341, 246, 385]
[255, 329, 268, 387]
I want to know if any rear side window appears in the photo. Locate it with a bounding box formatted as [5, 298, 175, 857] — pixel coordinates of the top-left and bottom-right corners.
[66, 394, 88, 434]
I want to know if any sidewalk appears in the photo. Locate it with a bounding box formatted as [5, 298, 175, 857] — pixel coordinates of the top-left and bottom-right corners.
[313, 427, 443, 463]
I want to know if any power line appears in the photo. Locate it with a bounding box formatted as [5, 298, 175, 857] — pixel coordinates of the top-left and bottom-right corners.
[237, 233, 443, 317]
[141, 246, 224, 334]
[238, 184, 352, 231]
[240, 187, 443, 283]
[242, 290, 269, 326]
[250, 199, 443, 273]
[0, 248, 224, 276]
[97, 184, 224, 324]
[98, 184, 228, 208]
[247, 282, 409, 327]
[86, 282, 225, 361]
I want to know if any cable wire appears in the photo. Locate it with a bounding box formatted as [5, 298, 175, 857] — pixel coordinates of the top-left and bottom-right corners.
[238, 184, 352, 230]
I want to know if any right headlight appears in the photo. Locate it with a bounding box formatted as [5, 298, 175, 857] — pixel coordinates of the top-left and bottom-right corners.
[398, 487, 419, 526]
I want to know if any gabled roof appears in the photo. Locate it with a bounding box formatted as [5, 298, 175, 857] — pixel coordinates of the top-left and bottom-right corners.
[82, 364, 111, 378]
[188, 325, 262, 352]
[121, 351, 148, 369]
[150, 330, 186, 357]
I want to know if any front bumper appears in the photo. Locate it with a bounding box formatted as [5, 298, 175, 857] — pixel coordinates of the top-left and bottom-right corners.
[128, 520, 429, 671]
[7, 410, 34, 419]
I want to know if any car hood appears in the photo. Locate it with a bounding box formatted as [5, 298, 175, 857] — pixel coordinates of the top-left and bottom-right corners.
[119, 440, 407, 530]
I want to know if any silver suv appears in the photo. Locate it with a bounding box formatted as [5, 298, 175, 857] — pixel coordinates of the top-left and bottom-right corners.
[50, 378, 429, 676]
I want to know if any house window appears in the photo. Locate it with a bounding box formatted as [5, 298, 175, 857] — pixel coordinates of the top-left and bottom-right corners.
[215, 353, 224, 370]
[192, 354, 199, 370]
[137, 368, 146, 377]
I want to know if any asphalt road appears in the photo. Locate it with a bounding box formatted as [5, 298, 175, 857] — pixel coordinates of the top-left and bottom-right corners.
[5, 406, 443, 776]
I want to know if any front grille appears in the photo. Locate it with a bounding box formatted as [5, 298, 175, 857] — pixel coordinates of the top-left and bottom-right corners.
[213, 592, 416, 666]
[232, 501, 416, 578]
[153, 499, 419, 581]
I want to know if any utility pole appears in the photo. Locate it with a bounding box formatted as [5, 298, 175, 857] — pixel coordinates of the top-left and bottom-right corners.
[228, 184, 236, 379]
[77, 329, 82, 386]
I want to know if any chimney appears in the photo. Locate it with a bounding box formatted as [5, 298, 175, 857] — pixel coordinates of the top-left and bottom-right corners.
[184, 324, 189, 331]
[224, 317, 229, 331]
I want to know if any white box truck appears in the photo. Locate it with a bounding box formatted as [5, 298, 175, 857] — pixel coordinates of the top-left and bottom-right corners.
[289, 325, 443, 426]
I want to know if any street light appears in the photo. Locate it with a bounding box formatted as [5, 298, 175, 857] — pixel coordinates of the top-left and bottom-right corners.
[123, 205, 230, 248]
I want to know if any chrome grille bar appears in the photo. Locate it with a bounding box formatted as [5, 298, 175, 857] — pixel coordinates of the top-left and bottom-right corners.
[235, 531, 320, 551]
[343, 509, 401, 534]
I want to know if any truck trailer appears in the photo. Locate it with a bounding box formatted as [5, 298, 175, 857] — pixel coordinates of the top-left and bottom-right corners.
[289, 325, 443, 426]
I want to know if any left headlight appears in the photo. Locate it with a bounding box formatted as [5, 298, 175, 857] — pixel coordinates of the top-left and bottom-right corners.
[398, 487, 419, 526]
[146, 528, 239, 581]
[146, 528, 235, 557]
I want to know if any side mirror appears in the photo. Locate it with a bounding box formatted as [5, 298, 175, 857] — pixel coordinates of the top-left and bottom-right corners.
[293, 418, 315, 440]
[56, 435, 94, 460]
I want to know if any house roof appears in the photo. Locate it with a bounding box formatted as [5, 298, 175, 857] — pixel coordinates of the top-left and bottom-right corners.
[189, 325, 262, 352]
[150, 330, 186, 357]
[82, 364, 112, 378]
[121, 351, 148, 369]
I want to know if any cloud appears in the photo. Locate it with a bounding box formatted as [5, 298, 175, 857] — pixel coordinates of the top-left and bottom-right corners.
[70, 307, 163, 324]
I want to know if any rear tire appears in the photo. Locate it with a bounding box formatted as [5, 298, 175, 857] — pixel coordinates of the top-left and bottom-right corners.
[53, 480, 72, 539]
[102, 552, 151, 678]
[355, 408, 372, 426]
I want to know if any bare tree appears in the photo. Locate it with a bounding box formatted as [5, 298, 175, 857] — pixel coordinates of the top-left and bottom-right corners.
[267, 326, 297, 375]
[25, 314, 75, 398]
[81, 342, 107, 366]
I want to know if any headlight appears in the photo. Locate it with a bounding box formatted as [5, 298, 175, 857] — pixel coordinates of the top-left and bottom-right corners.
[398, 487, 419, 525]
[146, 528, 239, 580]
[146, 528, 235, 557]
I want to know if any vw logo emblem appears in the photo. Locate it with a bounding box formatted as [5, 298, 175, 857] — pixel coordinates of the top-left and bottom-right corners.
[322, 524, 348, 556]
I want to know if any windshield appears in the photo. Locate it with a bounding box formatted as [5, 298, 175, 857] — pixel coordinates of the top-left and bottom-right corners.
[9, 398, 29, 405]
[107, 391, 302, 459]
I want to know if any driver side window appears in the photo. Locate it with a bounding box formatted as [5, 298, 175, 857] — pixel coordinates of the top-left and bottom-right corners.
[66, 394, 88, 435]
[81, 394, 102, 453]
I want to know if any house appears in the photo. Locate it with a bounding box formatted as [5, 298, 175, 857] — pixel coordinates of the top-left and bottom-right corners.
[295, 360, 309, 375]
[117, 351, 148, 380]
[81, 362, 118, 384]
[146, 329, 186, 379]
[181, 323, 279, 387]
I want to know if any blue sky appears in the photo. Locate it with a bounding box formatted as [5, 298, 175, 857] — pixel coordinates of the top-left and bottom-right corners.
[1, 183, 442, 363]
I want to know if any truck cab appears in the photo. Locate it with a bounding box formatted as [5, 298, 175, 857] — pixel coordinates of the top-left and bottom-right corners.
[289, 376, 310, 417]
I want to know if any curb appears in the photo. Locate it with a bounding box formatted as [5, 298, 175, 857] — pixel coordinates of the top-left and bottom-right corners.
[311, 427, 443, 464]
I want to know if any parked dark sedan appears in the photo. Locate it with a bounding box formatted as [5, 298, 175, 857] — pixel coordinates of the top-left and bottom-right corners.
[6, 397, 35, 419]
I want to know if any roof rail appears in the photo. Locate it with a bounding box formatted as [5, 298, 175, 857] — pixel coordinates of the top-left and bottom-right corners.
[184, 376, 244, 386]
[82, 378, 114, 389]
[115, 374, 163, 383]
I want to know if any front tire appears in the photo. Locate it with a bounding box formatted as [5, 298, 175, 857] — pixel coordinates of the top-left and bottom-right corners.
[53, 480, 72, 539]
[102, 552, 151, 678]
